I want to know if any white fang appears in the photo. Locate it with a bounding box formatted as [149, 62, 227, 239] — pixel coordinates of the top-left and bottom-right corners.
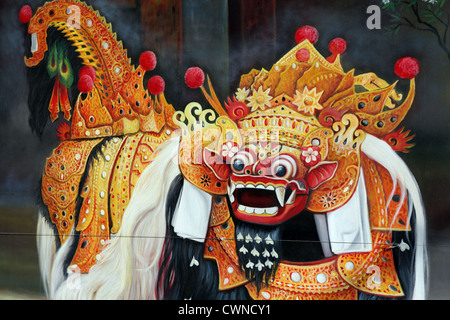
[275, 186, 286, 207]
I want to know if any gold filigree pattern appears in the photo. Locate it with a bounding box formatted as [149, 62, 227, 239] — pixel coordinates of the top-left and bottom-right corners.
[337, 230, 404, 297]
[41, 139, 102, 244]
[71, 137, 125, 272]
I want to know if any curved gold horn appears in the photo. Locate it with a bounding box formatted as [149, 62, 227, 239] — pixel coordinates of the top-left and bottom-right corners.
[356, 79, 415, 137]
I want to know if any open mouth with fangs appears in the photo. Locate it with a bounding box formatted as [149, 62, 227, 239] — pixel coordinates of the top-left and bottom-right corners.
[228, 175, 309, 225]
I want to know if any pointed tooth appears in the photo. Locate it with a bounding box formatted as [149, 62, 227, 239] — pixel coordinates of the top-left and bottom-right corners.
[230, 182, 236, 194]
[275, 186, 286, 207]
[286, 192, 296, 205]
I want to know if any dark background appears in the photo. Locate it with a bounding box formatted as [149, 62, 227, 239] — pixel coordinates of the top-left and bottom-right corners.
[0, 0, 449, 299]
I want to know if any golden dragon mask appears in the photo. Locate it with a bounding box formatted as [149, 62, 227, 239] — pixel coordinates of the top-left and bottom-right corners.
[175, 26, 418, 224]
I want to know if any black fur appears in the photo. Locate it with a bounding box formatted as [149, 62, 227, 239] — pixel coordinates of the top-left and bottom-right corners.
[392, 208, 416, 299]
[60, 137, 113, 277]
[27, 27, 82, 137]
[27, 62, 55, 136]
[156, 174, 250, 300]
[234, 219, 281, 293]
[278, 210, 325, 262]
[157, 183, 419, 300]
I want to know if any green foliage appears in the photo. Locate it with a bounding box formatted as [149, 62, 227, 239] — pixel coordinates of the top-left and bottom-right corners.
[381, 0, 450, 59]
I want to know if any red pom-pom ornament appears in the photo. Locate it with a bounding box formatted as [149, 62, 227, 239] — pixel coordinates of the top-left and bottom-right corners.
[326, 38, 347, 63]
[394, 57, 419, 79]
[329, 38, 347, 55]
[185, 67, 205, 88]
[139, 51, 157, 71]
[295, 26, 319, 44]
[78, 74, 94, 93]
[296, 49, 310, 62]
[147, 75, 165, 95]
[19, 5, 32, 24]
[78, 66, 96, 81]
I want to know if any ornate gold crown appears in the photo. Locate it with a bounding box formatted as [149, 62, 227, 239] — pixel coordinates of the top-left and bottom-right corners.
[186, 26, 417, 152]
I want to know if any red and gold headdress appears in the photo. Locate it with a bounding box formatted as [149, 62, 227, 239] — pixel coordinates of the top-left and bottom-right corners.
[188, 25, 416, 148]
[176, 25, 418, 213]
[21, 0, 176, 140]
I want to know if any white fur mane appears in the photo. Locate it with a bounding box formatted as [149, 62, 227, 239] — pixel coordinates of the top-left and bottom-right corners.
[38, 136, 181, 299]
[361, 134, 428, 300]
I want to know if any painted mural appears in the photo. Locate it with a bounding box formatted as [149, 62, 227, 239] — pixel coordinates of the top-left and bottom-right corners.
[1, 0, 450, 302]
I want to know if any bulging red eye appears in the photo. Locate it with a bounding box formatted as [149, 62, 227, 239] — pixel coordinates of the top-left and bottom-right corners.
[270, 155, 297, 179]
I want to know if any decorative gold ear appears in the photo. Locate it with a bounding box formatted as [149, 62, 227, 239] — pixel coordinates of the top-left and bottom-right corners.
[354, 72, 403, 109]
[355, 79, 415, 137]
[332, 82, 398, 115]
[215, 116, 242, 149]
